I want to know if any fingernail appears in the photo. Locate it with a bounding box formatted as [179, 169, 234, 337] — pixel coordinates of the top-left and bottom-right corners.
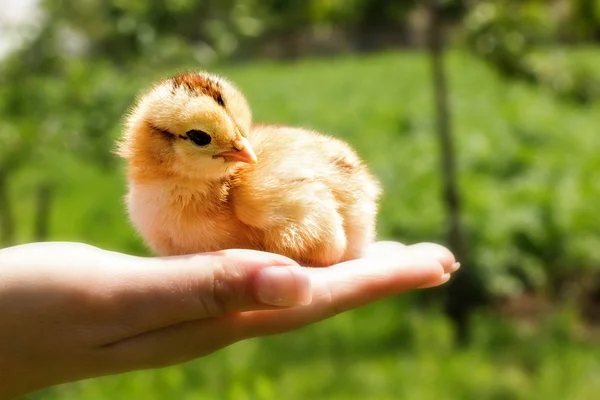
[255, 267, 312, 307]
[406, 244, 454, 266]
[417, 273, 451, 289]
[449, 262, 461, 273]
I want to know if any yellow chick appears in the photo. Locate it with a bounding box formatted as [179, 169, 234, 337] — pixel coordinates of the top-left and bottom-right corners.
[117, 72, 381, 267]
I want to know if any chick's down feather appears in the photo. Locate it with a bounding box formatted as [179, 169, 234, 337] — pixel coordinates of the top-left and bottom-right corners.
[230, 125, 381, 266]
[118, 72, 381, 267]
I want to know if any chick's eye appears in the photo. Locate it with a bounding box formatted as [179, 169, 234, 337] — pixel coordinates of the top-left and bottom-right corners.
[186, 130, 212, 146]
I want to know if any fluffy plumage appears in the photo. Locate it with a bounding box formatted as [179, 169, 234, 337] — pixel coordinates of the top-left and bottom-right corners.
[117, 72, 381, 267]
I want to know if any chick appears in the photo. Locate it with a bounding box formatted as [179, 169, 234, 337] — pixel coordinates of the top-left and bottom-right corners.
[117, 72, 381, 267]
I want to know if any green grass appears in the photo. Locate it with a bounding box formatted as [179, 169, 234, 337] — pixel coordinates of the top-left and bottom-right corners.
[29, 306, 600, 400]
[10, 49, 600, 399]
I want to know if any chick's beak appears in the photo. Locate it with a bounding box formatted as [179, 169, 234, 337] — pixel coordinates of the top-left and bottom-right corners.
[214, 136, 258, 164]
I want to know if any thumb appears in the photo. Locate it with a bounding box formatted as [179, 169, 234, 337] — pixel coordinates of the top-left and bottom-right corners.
[179, 249, 314, 311]
[94, 249, 313, 343]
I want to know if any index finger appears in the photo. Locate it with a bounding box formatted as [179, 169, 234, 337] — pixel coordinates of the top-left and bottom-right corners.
[89, 242, 456, 371]
[230, 242, 456, 338]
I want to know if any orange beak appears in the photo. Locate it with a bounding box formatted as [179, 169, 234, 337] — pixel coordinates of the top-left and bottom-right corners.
[213, 136, 258, 164]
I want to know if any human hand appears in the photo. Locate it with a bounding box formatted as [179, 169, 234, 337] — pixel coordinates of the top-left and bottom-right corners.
[0, 241, 457, 399]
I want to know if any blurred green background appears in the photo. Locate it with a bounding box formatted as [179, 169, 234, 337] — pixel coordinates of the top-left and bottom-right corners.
[1, 0, 600, 399]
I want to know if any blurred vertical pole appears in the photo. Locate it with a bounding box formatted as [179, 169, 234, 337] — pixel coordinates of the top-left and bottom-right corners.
[426, 0, 471, 342]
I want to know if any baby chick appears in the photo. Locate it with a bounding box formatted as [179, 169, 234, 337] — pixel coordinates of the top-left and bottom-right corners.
[117, 72, 381, 267]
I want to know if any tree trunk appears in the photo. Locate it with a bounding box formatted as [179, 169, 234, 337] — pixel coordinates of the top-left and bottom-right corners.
[427, 0, 483, 343]
[427, 1, 465, 257]
[34, 182, 54, 241]
[0, 171, 15, 247]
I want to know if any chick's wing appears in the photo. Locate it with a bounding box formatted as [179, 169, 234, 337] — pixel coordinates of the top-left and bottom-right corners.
[230, 125, 381, 266]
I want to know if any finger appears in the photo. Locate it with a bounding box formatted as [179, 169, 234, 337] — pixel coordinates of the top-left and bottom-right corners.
[96, 244, 454, 370]
[102, 242, 456, 340]
[92, 249, 311, 344]
[96, 318, 240, 372]
[418, 273, 452, 288]
[403, 242, 457, 273]
[363, 241, 406, 257]
[375, 241, 461, 286]
[366, 241, 457, 274]
[232, 245, 451, 337]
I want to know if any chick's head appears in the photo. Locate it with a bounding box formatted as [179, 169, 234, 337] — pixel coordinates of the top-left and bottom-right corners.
[118, 72, 256, 181]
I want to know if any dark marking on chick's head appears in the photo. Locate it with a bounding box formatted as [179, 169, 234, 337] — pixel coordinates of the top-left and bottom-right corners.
[148, 122, 176, 141]
[171, 73, 226, 107]
[331, 154, 357, 172]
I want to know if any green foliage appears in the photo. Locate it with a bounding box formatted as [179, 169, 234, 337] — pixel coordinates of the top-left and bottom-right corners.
[0, 5, 599, 400]
[568, 0, 600, 40]
[464, 1, 551, 77]
[463, 1, 600, 103]
[26, 303, 600, 400]
[5, 50, 600, 296]
[1, 1, 599, 398]
[30, 0, 420, 65]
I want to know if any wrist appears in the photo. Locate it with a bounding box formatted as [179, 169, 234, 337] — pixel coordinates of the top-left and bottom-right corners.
[0, 358, 44, 400]
[0, 368, 25, 400]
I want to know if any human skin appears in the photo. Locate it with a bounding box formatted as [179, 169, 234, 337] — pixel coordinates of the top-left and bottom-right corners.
[0, 241, 458, 399]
